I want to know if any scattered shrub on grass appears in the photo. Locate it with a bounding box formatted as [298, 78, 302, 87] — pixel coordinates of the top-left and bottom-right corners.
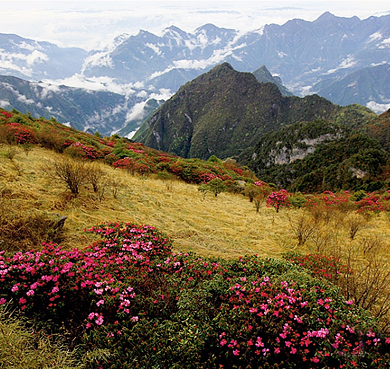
[244, 183, 261, 202]
[44, 157, 89, 197]
[342, 212, 369, 240]
[287, 210, 318, 247]
[86, 163, 107, 194]
[341, 237, 390, 331]
[253, 194, 264, 213]
[288, 193, 307, 209]
[198, 178, 227, 197]
[1, 145, 17, 161]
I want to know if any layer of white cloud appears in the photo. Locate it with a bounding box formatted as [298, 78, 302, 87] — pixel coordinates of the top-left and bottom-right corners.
[0, 82, 35, 104]
[126, 101, 148, 122]
[0, 99, 10, 108]
[41, 74, 143, 97]
[366, 100, 390, 114]
[379, 38, 390, 49]
[0, 48, 49, 77]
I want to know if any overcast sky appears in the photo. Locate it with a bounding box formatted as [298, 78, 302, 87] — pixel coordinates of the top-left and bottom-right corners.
[1, 1, 390, 50]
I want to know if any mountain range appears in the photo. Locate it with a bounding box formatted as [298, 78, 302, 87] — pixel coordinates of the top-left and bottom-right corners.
[1, 11, 390, 136]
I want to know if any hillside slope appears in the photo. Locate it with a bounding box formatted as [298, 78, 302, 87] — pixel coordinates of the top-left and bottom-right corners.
[246, 119, 388, 192]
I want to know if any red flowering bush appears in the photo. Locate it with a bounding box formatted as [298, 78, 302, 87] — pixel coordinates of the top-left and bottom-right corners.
[266, 189, 290, 212]
[282, 252, 352, 283]
[355, 192, 384, 214]
[112, 156, 156, 174]
[0, 111, 13, 119]
[305, 191, 352, 211]
[3, 123, 37, 144]
[0, 223, 172, 335]
[63, 141, 104, 160]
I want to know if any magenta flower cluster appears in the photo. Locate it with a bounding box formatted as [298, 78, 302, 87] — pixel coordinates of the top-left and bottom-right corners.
[266, 189, 290, 212]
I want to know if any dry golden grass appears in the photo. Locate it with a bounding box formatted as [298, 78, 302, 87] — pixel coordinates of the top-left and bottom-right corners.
[3, 143, 390, 329]
[1, 143, 390, 262]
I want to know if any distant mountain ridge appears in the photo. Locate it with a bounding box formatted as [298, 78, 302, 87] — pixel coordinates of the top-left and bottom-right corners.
[80, 12, 390, 111]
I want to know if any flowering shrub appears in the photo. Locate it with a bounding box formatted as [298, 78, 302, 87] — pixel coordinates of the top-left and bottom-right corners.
[0, 109, 259, 186]
[214, 274, 389, 368]
[112, 156, 156, 174]
[355, 192, 384, 214]
[0, 111, 13, 119]
[0, 223, 172, 335]
[282, 252, 352, 283]
[305, 191, 352, 211]
[266, 189, 290, 212]
[63, 141, 104, 160]
[1, 223, 390, 368]
[4, 123, 37, 144]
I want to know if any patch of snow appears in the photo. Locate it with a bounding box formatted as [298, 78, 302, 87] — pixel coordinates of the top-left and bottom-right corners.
[325, 55, 357, 74]
[146, 43, 162, 55]
[126, 130, 138, 139]
[367, 32, 382, 43]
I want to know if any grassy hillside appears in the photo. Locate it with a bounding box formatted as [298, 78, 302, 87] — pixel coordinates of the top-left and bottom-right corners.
[2, 108, 390, 368]
[0, 144, 287, 259]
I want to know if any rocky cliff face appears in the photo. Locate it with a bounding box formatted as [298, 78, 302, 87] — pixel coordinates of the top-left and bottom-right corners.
[264, 133, 343, 166]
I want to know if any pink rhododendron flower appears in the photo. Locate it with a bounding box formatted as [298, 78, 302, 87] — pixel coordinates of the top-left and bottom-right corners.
[95, 315, 104, 325]
[88, 312, 97, 320]
[51, 286, 59, 294]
